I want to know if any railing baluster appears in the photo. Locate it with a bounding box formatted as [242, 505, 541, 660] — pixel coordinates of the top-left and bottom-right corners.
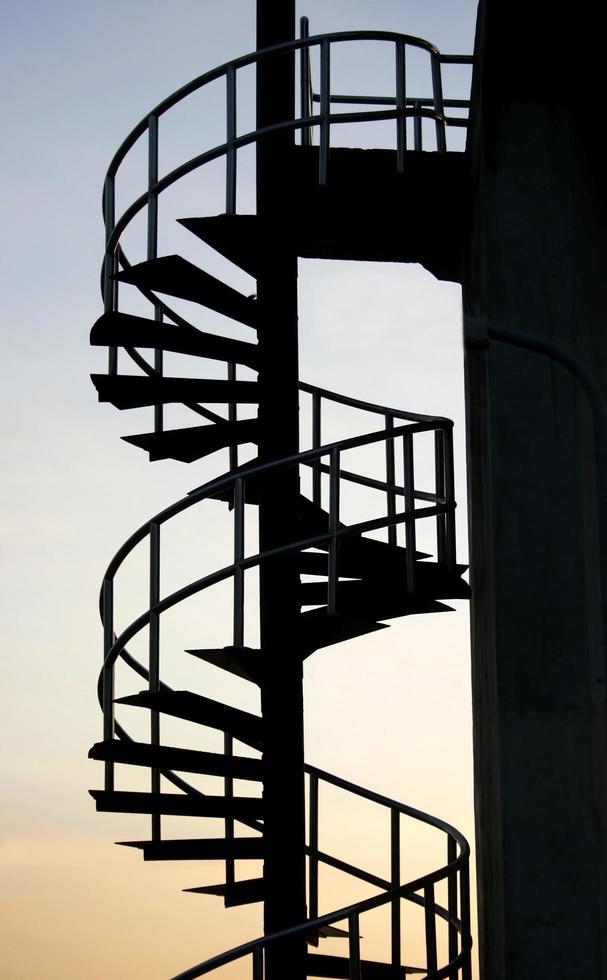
[413, 99, 422, 151]
[226, 66, 237, 214]
[147, 114, 163, 435]
[390, 808, 401, 969]
[149, 522, 161, 840]
[424, 883, 438, 976]
[403, 433, 416, 591]
[103, 175, 118, 374]
[252, 946, 264, 980]
[228, 362, 238, 472]
[460, 860, 472, 980]
[328, 448, 340, 614]
[224, 733, 235, 886]
[300, 17, 312, 147]
[320, 39, 331, 184]
[444, 426, 456, 575]
[102, 578, 114, 791]
[312, 391, 322, 506]
[430, 52, 447, 152]
[385, 416, 397, 547]
[435, 429, 447, 567]
[447, 836, 458, 980]
[348, 912, 362, 980]
[309, 772, 319, 921]
[395, 40, 407, 172]
[233, 478, 245, 647]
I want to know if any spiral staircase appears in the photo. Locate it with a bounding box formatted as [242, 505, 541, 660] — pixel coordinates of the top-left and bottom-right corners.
[89, 17, 474, 980]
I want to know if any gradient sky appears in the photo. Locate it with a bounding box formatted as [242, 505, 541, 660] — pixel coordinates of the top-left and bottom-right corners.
[2, 2, 479, 977]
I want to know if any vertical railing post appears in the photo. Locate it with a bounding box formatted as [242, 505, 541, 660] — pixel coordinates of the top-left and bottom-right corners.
[147, 114, 164, 435]
[224, 732, 235, 886]
[226, 66, 237, 214]
[300, 17, 312, 146]
[228, 362, 238, 472]
[312, 391, 322, 506]
[424, 883, 438, 976]
[149, 522, 161, 840]
[233, 478, 245, 647]
[430, 53, 447, 152]
[309, 772, 319, 921]
[390, 808, 401, 970]
[434, 429, 447, 567]
[319, 39, 331, 184]
[403, 433, 416, 591]
[328, 448, 340, 614]
[447, 836, 459, 980]
[460, 860, 472, 980]
[413, 99, 422, 151]
[395, 39, 407, 173]
[102, 578, 114, 791]
[253, 946, 264, 980]
[385, 416, 397, 547]
[103, 175, 118, 374]
[444, 426, 456, 575]
[348, 913, 362, 980]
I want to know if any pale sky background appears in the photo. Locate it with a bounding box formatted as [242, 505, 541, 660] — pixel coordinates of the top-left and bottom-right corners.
[2, 2, 479, 977]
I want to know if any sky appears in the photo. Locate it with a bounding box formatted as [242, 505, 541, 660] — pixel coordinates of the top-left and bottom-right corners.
[1, 2, 479, 977]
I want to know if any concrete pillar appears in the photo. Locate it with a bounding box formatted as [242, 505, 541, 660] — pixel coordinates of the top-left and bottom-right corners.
[464, 3, 607, 977]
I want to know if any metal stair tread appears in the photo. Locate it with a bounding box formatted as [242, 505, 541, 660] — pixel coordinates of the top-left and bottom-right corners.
[184, 877, 265, 907]
[115, 255, 258, 328]
[90, 789, 263, 818]
[92, 374, 259, 409]
[185, 646, 263, 685]
[306, 952, 425, 978]
[122, 418, 260, 463]
[117, 836, 264, 861]
[90, 311, 260, 368]
[88, 739, 262, 780]
[115, 690, 263, 750]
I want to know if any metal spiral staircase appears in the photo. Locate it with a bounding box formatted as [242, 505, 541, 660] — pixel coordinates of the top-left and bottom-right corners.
[89, 16, 473, 980]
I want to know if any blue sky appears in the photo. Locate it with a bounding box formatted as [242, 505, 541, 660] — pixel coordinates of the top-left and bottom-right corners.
[2, 2, 479, 976]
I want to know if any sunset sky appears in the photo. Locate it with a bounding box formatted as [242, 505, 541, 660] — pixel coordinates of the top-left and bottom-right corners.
[2, 1, 479, 977]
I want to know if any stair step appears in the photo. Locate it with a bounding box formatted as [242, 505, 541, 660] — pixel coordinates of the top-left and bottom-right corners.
[90, 311, 260, 368]
[119, 836, 264, 861]
[116, 256, 258, 328]
[299, 608, 389, 656]
[92, 374, 259, 410]
[306, 952, 425, 978]
[299, 573, 468, 608]
[184, 877, 265, 907]
[90, 789, 263, 818]
[179, 215, 263, 279]
[116, 691, 263, 750]
[88, 739, 262, 780]
[122, 418, 260, 463]
[300, 587, 452, 620]
[185, 646, 263, 685]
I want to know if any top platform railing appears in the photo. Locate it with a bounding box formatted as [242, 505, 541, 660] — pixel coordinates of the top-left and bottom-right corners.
[102, 27, 472, 317]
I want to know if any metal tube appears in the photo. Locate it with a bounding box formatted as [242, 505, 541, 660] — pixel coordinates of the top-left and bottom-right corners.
[102, 578, 114, 791]
[103, 176, 118, 373]
[447, 836, 458, 979]
[309, 772, 319, 921]
[226, 66, 237, 213]
[395, 40, 406, 172]
[328, 448, 340, 614]
[228, 362, 238, 472]
[319, 39, 330, 184]
[460, 862, 472, 980]
[443, 428, 456, 574]
[147, 115, 164, 434]
[312, 391, 322, 506]
[390, 809, 401, 969]
[385, 416, 397, 547]
[348, 913, 362, 980]
[224, 733, 235, 886]
[149, 522, 161, 840]
[234, 478, 245, 647]
[300, 17, 312, 147]
[403, 434, 416, 591]
[434, 430, 447, 566]
[252, 947, 264, 980]
[413, 99, 422, 151]
[424, 883, 438, 975]
[430, 53, 447, 152]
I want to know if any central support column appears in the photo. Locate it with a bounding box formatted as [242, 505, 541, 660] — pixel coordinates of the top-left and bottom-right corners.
[255, 5, 307, 978]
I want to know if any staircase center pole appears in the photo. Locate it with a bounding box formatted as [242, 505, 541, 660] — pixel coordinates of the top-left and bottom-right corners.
[256, 5, 307, 979]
